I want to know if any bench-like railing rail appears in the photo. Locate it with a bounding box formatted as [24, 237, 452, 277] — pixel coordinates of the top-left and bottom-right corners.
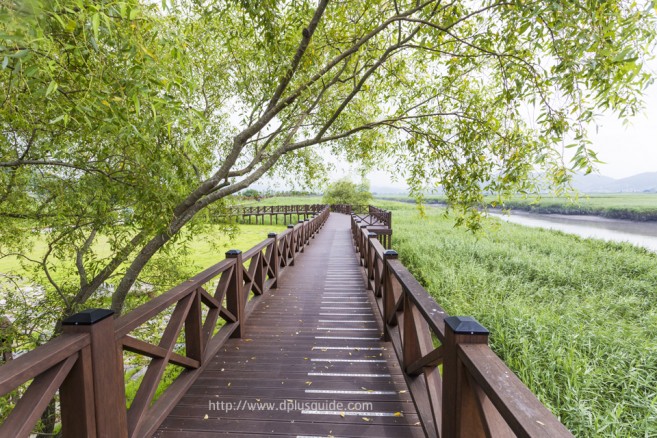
[0, 206, 329, 438]
[351, 214, 573, 438]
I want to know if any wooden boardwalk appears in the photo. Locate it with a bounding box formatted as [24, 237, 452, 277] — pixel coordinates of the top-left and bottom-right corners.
[1, 206, 573, 438]
[155, 214, 423, 437]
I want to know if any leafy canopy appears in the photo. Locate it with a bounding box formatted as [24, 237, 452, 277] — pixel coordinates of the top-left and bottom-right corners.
[0, 0, 655, 322]
[322, 179, 373, 206]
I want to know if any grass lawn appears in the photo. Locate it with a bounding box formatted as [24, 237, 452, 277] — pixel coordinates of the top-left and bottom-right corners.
[0, 223, 286, 277]
[376, 200, 657, 436]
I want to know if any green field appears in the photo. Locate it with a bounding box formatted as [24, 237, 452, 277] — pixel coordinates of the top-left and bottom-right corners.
[0, 223, 286, 278]
[373, 200, 657, 436]
[377, 193, 657, 221]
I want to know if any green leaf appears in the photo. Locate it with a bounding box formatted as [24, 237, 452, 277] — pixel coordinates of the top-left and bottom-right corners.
[92, 13, 100, 41]
[45, 80, 58, 96]
[133, 95, 140, 115]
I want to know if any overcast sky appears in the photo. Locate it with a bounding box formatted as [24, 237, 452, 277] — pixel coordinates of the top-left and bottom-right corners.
[587, 80, 657, 179]
[359, 71, 657, 189]
[258, 60, 657, 191]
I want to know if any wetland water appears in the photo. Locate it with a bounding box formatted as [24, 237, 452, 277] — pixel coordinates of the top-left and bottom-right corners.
[489, 210, 657, 252]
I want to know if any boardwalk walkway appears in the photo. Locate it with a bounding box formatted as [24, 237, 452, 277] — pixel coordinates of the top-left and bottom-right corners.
[155, 214, 423, 437]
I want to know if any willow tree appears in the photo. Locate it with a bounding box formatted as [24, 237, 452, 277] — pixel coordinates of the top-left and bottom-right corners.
[1, 0, 655, 321]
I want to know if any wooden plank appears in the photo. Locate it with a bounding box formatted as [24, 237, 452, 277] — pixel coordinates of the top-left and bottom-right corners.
[155, 418, 424, 437]
[135, 317, 238, 438]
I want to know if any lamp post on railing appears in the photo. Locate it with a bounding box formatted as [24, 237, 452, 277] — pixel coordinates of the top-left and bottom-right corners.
[442, 316, 490, 438]
[61, 308, 128, 438]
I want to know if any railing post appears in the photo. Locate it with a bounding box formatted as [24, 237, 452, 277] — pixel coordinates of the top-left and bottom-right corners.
[226, 250, 245, 338]
[382, 250, 398, 342]
[366, 232, 377, 290]
[287, 224, 296, 266]
[268, 232, 280, 288]
[304, 218, 310, 245]
[185, 289, 203, 361]
[442, 316, 490, 438]
[298, 220, 305, 252]
[359, 224, 368, 265]
[61, 309, 128, 438]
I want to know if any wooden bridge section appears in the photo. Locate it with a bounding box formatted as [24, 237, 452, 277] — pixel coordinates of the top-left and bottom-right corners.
[155, 213, 422, 437]
[0, 205, 572, 438]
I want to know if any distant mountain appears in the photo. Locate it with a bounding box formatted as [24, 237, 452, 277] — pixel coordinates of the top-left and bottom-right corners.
[572, 172, 657, 193]
[370, 185, 409, 195]
[570, 174, 617, 192]
[612, 172, 657, 192]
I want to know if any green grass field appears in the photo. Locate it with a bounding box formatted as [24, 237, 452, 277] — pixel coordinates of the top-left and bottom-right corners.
[375, 200, 657, 436]
[0, 223, 286, 277]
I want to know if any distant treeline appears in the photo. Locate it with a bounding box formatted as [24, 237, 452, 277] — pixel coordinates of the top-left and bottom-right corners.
[375, 194, 657, 222]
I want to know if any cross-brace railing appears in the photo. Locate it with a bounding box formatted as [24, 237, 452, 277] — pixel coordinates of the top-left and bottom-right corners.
[0, 207, 329, 438]
[351, 213, 572, 438]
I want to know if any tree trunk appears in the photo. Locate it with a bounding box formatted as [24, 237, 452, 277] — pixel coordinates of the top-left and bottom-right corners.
[111, 232, 173, 315]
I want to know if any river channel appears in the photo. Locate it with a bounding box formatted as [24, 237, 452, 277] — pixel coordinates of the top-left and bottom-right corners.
[488, 210, 657, 252]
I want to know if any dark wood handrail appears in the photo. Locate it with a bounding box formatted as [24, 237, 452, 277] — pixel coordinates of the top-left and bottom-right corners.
[0, 205, 330, 438]
[0, 334, 89, 396]
[219, 204, 327, 225]
[351, 213, 572, 438]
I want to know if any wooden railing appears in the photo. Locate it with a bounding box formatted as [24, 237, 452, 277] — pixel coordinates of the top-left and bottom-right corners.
[368, 205, 392, 227]
[0, 206, 329, 438]
[221, 204, 327, 224]
[350, 206, 393, 249]
[351, 214, 573, 438]
[330, 204, 370, 214]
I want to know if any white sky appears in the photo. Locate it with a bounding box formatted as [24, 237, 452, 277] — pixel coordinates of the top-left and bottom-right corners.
[587, 80, 657, 178]
[360, 69, 657, 188]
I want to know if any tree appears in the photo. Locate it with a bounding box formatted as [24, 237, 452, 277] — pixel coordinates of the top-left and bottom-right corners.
[323, 178, 373, 205]
[0, 0, 655, 325]
[242, 189, 261, 200]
